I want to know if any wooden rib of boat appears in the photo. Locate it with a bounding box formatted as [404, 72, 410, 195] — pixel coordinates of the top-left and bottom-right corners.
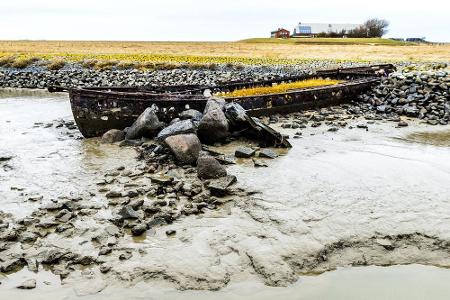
[49, 64, 395, 138]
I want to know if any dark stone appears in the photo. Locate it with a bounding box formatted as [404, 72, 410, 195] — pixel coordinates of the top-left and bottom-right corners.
[105, 191, 122, 198]
[398, 120, 409, 127]
[179, 109, 203, 122]
[39, 249, 66, 264]
[27, 195, 43, 202]
[164, 134, 202, 165]
[101, 129, 125, 143]
[235, 146, 255, 158]
[197, 155, 227, 179]
[150, 175, 174, 185]
[119, 251, 133, 260]
[157, 120, 197, 141]
[207, 175, 237, 197]
[0, 154, 14, 162]
[258, 149, 278, 159]
[166, 230, 176, 236]
[125, 107, 164, 140]
[197, 99, 229, 144]
[0, 258, 26, 273]
[100, 265, 112, 273]
[131, 224, 147, 236]
[118, 205, 139, 220]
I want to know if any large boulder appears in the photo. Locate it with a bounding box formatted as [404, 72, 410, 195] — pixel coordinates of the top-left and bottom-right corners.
[179, 109, 203, 123]
[125, 107, 164, 140]
[101, 129, 125, 143]
[157, 119, 197, 141]
[224, 102, 247, 130]
[197, 99, 229, 144]
[197, 154, 227, 179]
[165, 134, 202, 165]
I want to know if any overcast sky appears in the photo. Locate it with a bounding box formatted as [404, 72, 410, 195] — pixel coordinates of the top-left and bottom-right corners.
[0, 0, 448, 42]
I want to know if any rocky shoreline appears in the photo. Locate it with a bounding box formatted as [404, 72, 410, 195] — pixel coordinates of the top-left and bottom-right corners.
[1, 62, 449, 295]
[0, 61, 374, 89]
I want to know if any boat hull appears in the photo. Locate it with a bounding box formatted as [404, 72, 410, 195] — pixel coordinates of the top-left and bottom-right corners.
[70, 78, 379, 138]
[65, 64, 395, 138]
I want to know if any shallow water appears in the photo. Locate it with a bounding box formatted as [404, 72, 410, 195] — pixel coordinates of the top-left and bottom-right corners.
[405, 129, 450, 147]
[2, 265, 450, 300]
[1, 90, 450, 298]
[0, 89, 137, 218]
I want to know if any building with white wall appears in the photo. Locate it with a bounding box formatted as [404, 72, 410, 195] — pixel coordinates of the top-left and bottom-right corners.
[293, 22, 362, 36]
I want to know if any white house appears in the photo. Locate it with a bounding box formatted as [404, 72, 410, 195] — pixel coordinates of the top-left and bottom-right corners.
[293, 22, 362, 36]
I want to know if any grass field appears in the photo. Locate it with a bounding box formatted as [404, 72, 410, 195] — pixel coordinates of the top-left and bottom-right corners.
[240, 38, 411, 46]
[0, 40, 449, 70]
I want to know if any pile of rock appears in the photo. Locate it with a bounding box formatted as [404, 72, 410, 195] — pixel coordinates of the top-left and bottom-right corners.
[101, 98, 289, 182]
[357, 69, 450, 125]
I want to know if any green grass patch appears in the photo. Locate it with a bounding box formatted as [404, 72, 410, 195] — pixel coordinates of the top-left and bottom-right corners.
[240, 38, 412, 46]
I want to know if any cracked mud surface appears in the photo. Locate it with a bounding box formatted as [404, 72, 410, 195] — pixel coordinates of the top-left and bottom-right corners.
[1, 89, 450, 298]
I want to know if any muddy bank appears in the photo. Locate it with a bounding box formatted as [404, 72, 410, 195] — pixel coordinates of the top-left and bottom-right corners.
[2, 90, 450, 298]
[3, 264, 450, 300]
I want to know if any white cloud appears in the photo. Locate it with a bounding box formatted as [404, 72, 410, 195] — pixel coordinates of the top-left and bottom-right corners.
[0, 0, 448, 42]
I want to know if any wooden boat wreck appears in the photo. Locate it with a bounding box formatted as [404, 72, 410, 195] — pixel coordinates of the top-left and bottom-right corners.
[49, 64, 395, 138]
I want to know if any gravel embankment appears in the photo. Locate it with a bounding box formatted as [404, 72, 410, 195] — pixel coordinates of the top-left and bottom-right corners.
[0, 61, 362, 89]
[357, 69, 450, 125]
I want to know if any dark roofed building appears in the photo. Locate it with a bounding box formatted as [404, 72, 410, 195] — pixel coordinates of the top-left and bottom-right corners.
[271, 28, 290, 39]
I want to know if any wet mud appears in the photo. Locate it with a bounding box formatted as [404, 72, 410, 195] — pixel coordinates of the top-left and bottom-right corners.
[1, 90, 450, 298]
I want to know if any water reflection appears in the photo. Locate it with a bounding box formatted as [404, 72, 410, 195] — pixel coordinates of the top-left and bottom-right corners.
[406, 130, 450, 147]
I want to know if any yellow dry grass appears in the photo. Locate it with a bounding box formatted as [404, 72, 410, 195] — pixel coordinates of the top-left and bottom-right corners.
[0, 40, 449, 66]
[218, 79, 342, 98]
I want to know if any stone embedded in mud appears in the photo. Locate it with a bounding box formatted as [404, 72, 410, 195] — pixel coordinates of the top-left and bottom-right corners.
[27, 195, 43, 202]
[0, 258, 26, 273]
[39, 249, 66, 264]
[17, 279, 36, 289]
[398, 120, 409, 127]
[20, 232, 38, 243]
[166, 229, 176, 236]
[197, 99, 229, 144]
[75, 255, 96, 266]
[197, 155, 227, 179]
[207, 175, 237, 197]
[119, 251, 133, 261]
[119, 205, 140, 220]
[131, 224, 147, 236]
[157, 119, 197, 141]
[258, 149, 278, 159]
[164, 134, 202, 165]
[125, 107, 164, 140]
[376, 238, 395, 250]
[253, 158, 268, 168]
[25, 258, 39, 273]
[100, 265, 111, 273]
[101, 129, 125, 143]
[105, 190, 122, 198]
[0, 154, 14, 162]
[150, 175, 174, 185]
[235, 146, 255, 158]
[1, 229, 19, 241]
[215, 154, 236, 165]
